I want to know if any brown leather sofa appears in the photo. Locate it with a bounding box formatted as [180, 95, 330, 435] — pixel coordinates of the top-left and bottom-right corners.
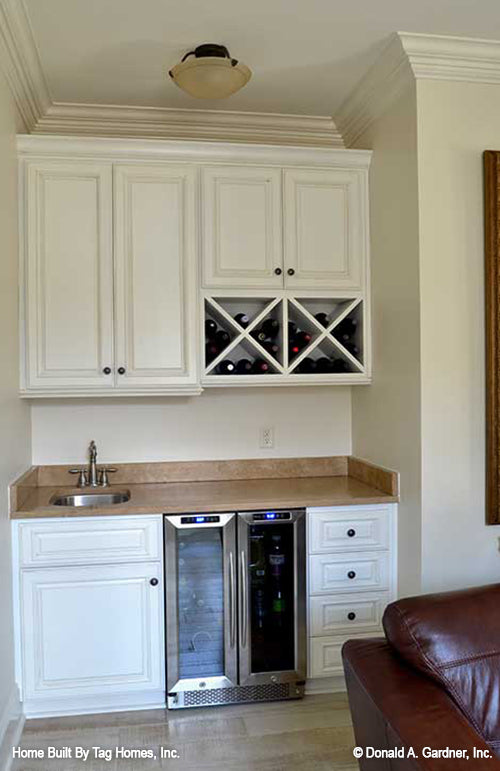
[343, 584, 500, 769]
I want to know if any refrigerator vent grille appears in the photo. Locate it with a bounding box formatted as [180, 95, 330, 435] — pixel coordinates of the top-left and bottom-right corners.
[184, 683, 291, 707]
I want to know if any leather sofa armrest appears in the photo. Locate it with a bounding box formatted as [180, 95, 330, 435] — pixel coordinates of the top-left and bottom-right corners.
[342, 638, 500, 770]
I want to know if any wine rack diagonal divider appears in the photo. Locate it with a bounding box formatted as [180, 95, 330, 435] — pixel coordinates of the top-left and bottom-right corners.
[204, 297, 285, 374]
[287, 297, 364, 373]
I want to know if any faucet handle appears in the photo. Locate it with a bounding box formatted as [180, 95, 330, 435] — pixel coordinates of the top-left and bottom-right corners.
[69, 469, 88, 488]
[99, 468, 117, 488]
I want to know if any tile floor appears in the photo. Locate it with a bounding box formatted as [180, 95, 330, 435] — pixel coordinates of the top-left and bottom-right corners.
[13, 693, 358, 771]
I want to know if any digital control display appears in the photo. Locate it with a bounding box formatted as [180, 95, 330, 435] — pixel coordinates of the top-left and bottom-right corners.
[181, 515, 220, 524]
[253, 511, 291, 521]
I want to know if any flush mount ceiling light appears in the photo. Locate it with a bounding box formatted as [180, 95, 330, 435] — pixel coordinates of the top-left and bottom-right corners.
[169, 44, 251, 99]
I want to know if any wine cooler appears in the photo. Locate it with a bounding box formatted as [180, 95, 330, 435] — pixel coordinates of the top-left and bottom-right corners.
[164, 509, 306, 709]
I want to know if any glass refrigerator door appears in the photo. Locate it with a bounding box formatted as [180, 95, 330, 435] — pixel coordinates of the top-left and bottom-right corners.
[165, 513, 237, 692]
[238, 510, 306, 686]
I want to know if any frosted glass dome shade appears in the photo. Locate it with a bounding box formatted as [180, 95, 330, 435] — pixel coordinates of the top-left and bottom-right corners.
[169, 44, 251, 99]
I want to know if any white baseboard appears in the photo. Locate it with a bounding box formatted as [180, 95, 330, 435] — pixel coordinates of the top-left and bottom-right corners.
[0, 685, 25, 771]
[23, 689, 166, 719]
[306, 675, 346, 695]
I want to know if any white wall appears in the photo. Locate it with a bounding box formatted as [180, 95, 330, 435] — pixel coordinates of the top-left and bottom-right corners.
[350, 83, 423, 597]
[31, 387, 351, 464]
[0, 71, 31, 746]
[417, 80, 500, 592]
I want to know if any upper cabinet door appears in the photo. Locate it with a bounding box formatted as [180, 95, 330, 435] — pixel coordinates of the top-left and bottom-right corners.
[113, 164, 198, 390]
[201, 165, 283, 289]
[23, 162, 114, 392]
[283, 168, 368, 291]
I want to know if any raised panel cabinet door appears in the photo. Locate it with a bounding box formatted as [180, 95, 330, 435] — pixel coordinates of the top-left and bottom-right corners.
[20, 562, 164, 707]
[283, 168, 368, 290]
[23, 161, 114, 391]
[114, 164, 198, 389]
[201, 165, 283, 288]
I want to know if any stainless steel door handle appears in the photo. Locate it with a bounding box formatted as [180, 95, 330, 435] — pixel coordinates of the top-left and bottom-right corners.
[240, 549, 248, 648]
[229, 551, 236, 648]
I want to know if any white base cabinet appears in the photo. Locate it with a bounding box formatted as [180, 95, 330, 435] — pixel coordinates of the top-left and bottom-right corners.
[306, 504, 397, 681]
[13, 516, 165, 718]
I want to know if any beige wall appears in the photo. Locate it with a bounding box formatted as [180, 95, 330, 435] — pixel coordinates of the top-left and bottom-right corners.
[0, 72, 31, 739]
[31, 387, 352, 464]
[417, 80, 500, 591]
[351, 82, 423, 597]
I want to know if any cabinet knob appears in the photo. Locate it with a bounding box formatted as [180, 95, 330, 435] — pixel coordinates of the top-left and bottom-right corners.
[150, 578, 159, 586]
[347, 528, 356, 538]
[287, 268, 295, 276]
[347, 612, 356, 621]
[117, 367, 126, 375]
[274, 267, 282, 276]
[102, 367, 111, 375]
[347, 570, 356, 580]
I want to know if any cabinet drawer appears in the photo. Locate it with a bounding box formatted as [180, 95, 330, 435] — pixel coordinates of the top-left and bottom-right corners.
[309, 634, 376, 678]
[308, 506, 390, 553]
[309, 592, 389, 637]
[309, 551, 390, 594]
[17, 516, 163, 567]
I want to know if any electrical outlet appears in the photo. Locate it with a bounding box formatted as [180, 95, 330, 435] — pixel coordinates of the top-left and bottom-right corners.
[260, 426, 275, 449]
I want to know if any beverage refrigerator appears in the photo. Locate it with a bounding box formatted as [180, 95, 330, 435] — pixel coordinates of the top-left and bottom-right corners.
[164, 509, 306, 709]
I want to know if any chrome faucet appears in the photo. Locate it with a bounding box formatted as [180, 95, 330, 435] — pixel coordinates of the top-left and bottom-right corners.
[88, 440, 98, 487]
[69, 441, 117, 488]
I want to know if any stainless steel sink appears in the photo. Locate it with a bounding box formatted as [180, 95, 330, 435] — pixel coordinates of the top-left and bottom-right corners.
[50, 490, 131, 507]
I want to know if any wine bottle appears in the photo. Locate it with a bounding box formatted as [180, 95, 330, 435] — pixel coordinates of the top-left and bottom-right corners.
[315, 357, 334, 373]
[260, 318, 280, 338]
[235, 358, 252, 374]
[335, 318, 358, 340]
[215, 330, 230, 347]
[288, 321, 298, 338]
[315, 312, 330, 327]
[252, 358, 269, 374]
[217, 359, 235, 375]
[261, 341, 279, 357]
[234, 312, 249, 328]
[252, 328, 268, 343]
[344, 342, 360, 358]
[205, 319, 217, 339]
[296, 331, 312, 346]
[331, 358, 349, 373]
[297, 357, 317, 374]
[205, 342, 219, 364]
[289, 342, 300, 359]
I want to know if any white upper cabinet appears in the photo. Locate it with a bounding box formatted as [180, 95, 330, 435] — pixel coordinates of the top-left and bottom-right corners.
[201, 165, 283, 289]
[113, 164, 198, 390]
[283, 168, 367, 291]
[23, 161, 114, 391]
[20, 156, 200, 397]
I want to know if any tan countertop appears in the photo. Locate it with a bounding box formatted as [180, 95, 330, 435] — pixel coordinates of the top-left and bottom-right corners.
[10, 456, 399, 519]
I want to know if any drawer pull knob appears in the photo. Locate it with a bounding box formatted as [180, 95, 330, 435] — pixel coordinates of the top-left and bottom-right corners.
[347, 612, 356, 621]
[347, 528, 356, 538]
[118, 367, 126, 375]
[102, 367, 111, 375]
[150, 578, 159, 586]
[274, 267, 282, 275]
[347, 570, 356, 580]
[287, 268, 295, 276]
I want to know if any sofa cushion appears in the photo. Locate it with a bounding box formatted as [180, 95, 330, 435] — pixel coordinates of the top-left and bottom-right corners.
[383, 583, 500, 751]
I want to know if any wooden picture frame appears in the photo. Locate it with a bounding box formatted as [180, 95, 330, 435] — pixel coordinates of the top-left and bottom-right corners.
[484, 151, 500, 524]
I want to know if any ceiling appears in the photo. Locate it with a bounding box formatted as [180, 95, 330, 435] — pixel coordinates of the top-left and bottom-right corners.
[22, 0, 500, 117]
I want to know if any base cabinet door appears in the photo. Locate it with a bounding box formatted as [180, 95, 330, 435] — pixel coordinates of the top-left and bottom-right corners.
[114, 164, 199, 391]
[20, 562, 164, 711]
[22, 161, 114, 392]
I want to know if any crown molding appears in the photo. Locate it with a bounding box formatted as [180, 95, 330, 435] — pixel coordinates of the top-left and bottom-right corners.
[17, 134, 370, 169]
[335, 34, 414, 147]
[400, 31, 500, 83]
[336, 31, 500, 147]
[31, 102, 344, 147]
[0, 0, 50, 131]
